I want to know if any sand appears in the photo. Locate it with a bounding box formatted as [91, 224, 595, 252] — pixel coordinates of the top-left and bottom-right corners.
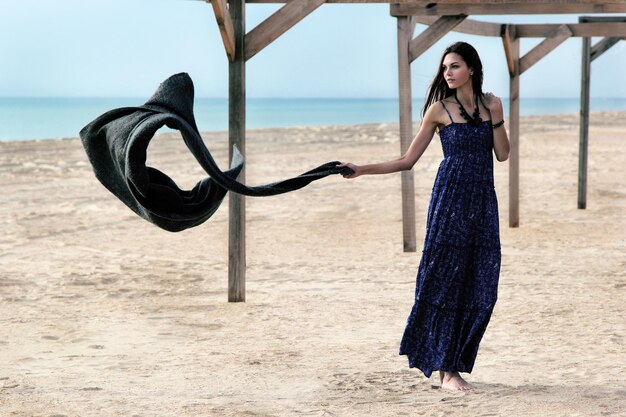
[0, 112, 624, 417]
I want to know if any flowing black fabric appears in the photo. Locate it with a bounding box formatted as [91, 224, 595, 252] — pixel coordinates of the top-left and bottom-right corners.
[79, 73, 353, 232]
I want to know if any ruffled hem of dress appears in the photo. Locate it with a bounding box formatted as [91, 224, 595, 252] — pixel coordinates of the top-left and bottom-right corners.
[398, 299, 494, 378]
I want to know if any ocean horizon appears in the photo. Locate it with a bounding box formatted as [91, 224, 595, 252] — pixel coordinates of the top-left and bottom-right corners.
[1, 96, 625, 142]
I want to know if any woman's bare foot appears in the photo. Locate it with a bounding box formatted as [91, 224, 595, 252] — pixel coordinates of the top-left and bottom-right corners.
[439, 371, 473, 391]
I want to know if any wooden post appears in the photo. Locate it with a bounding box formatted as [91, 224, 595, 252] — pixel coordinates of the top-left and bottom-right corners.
[397, 16, 416, 252]
[228, 0, 246, 302]
[578, 35, 591, 210]
[504, 25, 520, 228]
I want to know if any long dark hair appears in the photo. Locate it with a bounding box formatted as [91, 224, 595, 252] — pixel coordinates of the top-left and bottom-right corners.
[421, 41, 485, 118]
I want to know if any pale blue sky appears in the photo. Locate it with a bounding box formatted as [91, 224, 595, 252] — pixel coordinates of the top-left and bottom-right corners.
[1, 0, 624, 98]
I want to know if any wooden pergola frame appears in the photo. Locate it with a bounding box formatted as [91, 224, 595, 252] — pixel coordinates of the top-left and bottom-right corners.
[205, 0, 626, 302]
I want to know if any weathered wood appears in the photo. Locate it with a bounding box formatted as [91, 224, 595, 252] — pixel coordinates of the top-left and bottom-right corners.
[408, 15, 417, 39]
[590, 36, 622, 62]
[209, 0, 236, 61]
[228, 0, 246, 302]
[501, 24, 515, 76]
[578, 36, 591, 210]
[519, 24, 572, 74]
[409, 17, 626, 39]
[579, 15, 626, 23]
[502, 25, 520, 228]
[413, 15, 500, 37]
[515, 22, 626, 38]
[409, 15, 467, 62]
[391, 3, 626, 16]
[245, 0, 325, 61]
[397, 16, 417, 252]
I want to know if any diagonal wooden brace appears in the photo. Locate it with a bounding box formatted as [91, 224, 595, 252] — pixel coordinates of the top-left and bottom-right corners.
[501, 24, 517, 77]
[590, 36, 622, 62]
[519, 23, 572, 74]
[245, 0, 326, 61]
[209, 0, 236, 62]
[408, 14, 467, 63]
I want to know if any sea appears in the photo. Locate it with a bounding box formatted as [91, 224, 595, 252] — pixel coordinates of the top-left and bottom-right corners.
[1, 96, 625, 142]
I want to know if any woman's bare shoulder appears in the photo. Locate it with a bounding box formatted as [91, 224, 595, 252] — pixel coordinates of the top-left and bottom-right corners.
[424, 100, 450, 129]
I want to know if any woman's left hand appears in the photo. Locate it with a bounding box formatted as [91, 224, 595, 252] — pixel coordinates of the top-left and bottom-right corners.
[484, 92, 504, 120]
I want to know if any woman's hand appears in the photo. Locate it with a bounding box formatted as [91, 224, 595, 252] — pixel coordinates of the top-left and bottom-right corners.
[337, 162, 361, 179]
[484, 92, 504, 120]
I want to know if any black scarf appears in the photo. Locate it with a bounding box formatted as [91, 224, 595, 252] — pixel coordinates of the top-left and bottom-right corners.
[79, 73, 352, 232]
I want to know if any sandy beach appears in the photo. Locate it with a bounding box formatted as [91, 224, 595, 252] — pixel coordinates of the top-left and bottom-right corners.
[0, 112, 624, 417]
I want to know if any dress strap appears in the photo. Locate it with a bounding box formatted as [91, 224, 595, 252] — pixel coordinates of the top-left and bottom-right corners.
[440, 100, 454, 123]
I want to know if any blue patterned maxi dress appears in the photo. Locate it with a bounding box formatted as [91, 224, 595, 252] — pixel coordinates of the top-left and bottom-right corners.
[398, 100, 501, 378]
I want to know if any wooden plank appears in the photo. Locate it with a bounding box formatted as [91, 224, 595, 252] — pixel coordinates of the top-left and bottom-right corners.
[209, 0, 236, 61]
[506, 30, 520, 228]
[578, 36, 591, 210]
[409, 15, 417, 39]
[228, 0, 246, 302]
[519, 24, 572, 74]
[397, 16, 416, 252]
[245, 0, 325, 61]
[409, 14, 467, 62]
[591, 36, 622, 62]
[516, 22, 626, 38]
[409, 18, 626, 39]
[501, 24, 516, 76]
[391, 4, 626, 16]
[413, 15, 501, 37]
[579, 15, 626, 23]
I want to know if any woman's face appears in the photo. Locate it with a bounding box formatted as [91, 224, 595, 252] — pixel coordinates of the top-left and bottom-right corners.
[442, 53, 471, 89]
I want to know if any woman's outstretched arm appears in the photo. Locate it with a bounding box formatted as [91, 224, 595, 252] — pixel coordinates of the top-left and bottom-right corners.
[484, 92, 510, 162]
[339, 103, 440, 179]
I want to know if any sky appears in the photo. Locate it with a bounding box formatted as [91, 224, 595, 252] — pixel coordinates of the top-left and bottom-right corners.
[0, 0, 624, 99]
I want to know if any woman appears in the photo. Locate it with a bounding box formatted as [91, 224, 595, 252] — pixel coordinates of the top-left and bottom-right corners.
[339, 41, 510, 391]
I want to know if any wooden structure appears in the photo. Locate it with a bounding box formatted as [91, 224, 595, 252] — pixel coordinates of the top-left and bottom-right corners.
[578, 15, 625, 209]
[206, 1, 626, 302]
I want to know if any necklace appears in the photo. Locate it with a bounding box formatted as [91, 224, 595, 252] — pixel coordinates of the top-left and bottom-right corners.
[454, 92, 482, 126]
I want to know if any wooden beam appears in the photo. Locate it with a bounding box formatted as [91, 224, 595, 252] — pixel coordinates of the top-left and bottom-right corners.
[501, 24, 516, 76]
[409, 14, 467, 62]
[244, 0, 325, 61]
[519, 24, 572, 75]
[578, 36, 591, 210]
[410, 18, 626, 39]
[209, 0, 236, 61]
[413, 15, 501, 37]
[228, 0, 246, 302]
[504, 25, 520, 228]
[579, 15, 626, 23]
[397, 16, 417, 252]
[591, 36, 623, 62]
[408, 15, 417, 39]
[515, 22, 626, 38]
[391, 3, 626, 16]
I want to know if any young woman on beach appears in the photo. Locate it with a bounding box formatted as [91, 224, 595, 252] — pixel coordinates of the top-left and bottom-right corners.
[339, 41, 510, 391]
